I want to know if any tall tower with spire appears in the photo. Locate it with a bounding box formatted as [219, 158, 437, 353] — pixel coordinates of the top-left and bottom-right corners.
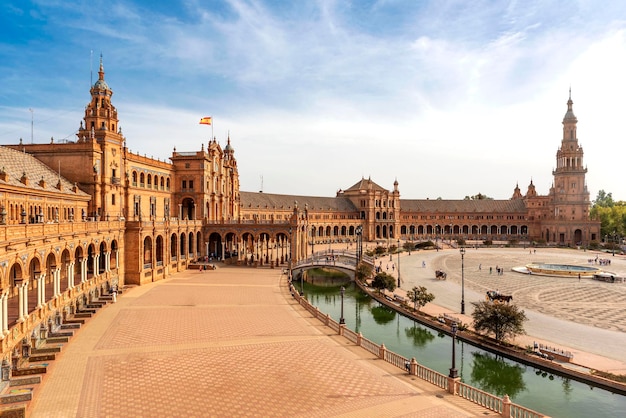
[544, 91, 595, 244]
[75, 55, 125, 220]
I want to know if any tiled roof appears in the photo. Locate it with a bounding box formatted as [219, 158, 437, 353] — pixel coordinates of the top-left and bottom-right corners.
[0, 146, 90, 197]
[399, 198, 527, 213]
[344, 177, 388, 192]
[240, 192, 358, 212]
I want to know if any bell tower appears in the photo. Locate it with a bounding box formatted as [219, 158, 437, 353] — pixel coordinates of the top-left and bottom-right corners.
[550, 90, 590, 221]
[77, 55, 123, 145]
[76, 55, 125, 220]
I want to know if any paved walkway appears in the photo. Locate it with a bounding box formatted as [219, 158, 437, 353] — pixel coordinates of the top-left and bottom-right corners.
[29, 266, 495, 417]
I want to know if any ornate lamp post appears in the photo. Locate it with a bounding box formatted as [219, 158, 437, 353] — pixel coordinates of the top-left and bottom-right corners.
[460, 247, 466, 314]
[339, 286, 345, 325]
[449, 322, 458, 378]
[397, 238, 401, 287]
[355, 225, 363, 265]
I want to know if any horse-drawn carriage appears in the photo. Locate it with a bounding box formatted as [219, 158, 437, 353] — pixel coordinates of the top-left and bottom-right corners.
[486, 290, 513, 303]
[435, 270, 447, 280]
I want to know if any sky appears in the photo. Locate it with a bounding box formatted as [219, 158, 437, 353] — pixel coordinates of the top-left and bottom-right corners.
[1, 0, 625, 201]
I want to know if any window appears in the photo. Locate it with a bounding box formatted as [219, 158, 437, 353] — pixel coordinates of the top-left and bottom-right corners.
[182, 180, 187, 189]
[112, 194, 116, 205]
[189, 180, 194, 190]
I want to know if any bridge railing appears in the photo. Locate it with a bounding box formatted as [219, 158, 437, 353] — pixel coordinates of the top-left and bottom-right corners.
[290, 283, 550, 418]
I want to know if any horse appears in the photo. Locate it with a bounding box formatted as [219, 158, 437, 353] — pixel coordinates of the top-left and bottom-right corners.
[435, 270, 447, 280]
[486, 291, 513, 303]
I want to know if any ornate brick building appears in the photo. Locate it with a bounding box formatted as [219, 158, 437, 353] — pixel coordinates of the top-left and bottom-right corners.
[0, 61, 599, 362]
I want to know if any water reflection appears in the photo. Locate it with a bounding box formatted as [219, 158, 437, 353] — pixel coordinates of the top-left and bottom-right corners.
[470, 352, 526, 398]
[370, 305, 396, 325]
[405, 322, 435, 347]
[302, 278, 626, 418]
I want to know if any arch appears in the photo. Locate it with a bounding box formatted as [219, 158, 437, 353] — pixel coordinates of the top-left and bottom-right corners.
[9, 262, 23, 290]
[111, 240, 119, 270]
[171, 234, 178, 261]
[156, 235, 164, 266]
[196, 231, 202, 254]
[99, 242, 107, 273]
[139, 172, 145, 187]
[181, 197, 195, 220]
[490, 225, 498, 235]
[180, 233, 187, 259]
[60, 249, 71, 291]
[147, 174, 152, 187]
[511, 225, 519, 235]
[143, 236, 153, 267]
[574, 229, 583, 245]
[188, 233, 194, 258]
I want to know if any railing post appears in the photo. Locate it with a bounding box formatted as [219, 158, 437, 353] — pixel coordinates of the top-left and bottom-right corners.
[356, 332, 363, 347]
[447, 376, 460, 395]
[410, 357, 418, 375]
[325, 313, 330, 326]
[501, 394, 511, 418]
[378, 343, 386, 360]
[339, 323, 345, 336]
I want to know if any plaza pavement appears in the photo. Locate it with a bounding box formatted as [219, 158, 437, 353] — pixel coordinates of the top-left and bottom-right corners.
[378, 246, 626, 374]
[28, 265, 496, 418]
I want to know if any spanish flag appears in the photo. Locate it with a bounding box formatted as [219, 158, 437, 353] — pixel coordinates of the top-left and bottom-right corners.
[199, 116, 212, 125]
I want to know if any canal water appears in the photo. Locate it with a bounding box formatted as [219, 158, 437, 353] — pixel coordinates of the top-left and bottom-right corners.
[303, 280, 626, 418]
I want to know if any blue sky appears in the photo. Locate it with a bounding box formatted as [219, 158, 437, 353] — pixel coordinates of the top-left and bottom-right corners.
[1, 0, 625, 200]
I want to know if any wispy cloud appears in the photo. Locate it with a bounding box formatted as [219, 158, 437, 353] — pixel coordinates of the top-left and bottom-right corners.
[1, 0, 625, 200]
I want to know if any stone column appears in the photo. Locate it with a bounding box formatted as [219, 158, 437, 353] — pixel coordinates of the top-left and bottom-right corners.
[93, 255, 99, 278]
[1, 291, 8, 336]
[68, 262, 75, 289]
[81, 258, 88, 283]
[54, 268, 61, 297]
[221, 241, 225, 261]
[37, 273, 45, 308]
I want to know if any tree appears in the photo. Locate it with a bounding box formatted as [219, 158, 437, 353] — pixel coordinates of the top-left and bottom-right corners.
[464, 193, 493, 200]
[355, 263, 372, 283]
[370, 272, 396, 294]
[471, 301, 527, 343]
[405, 286, 435, 311]
[593, 190, 615, 208]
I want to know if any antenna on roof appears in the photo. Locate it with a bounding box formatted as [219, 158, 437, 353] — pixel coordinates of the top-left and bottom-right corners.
[259, 175, 263, 193]
[90, 50, 93, 86]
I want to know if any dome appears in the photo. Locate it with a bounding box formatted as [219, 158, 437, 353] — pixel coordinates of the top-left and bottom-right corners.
[93, 79, 110, 90]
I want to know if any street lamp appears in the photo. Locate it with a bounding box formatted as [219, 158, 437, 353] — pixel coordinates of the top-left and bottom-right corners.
[397, 238, 401, 287]
[355, 225, 363, 265]
[339, 286, 345, 325]
[460, 247, 466, 314]
[435, 224, 439, 252]
[449, 322, 458, 378]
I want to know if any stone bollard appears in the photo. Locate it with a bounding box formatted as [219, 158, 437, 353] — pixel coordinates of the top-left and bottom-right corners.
[501, 394, 511, 417]
[410, 357, 418, 375]
[378, 343, 387, 360]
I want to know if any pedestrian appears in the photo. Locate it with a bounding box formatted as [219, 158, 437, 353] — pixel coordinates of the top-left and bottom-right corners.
[489, 266, 493, 274]
[479, 264, 482, 271]
[422, 261, 426, 268]
[578, 273, 581, 282]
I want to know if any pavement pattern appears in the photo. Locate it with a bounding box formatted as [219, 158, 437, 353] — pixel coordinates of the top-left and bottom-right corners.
[28, 266, 494, 418]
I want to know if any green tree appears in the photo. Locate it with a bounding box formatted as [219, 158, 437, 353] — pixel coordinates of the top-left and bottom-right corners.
[355, 263, 372, 283]
[471, 301, 527, 343]
[405, 286, 435, 311]
[371, 272, 396, 294]
[593, 190, 614, 207]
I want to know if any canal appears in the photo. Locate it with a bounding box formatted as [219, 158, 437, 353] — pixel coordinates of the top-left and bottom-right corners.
[303, 280, 626, 418]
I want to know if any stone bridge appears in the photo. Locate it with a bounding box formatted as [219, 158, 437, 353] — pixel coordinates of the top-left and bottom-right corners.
[291, 250, 375, 280]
